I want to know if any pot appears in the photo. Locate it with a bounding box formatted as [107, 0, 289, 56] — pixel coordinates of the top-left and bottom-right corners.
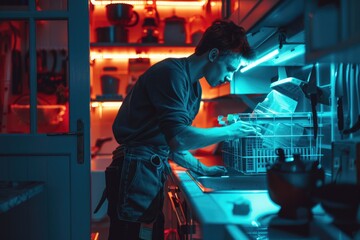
[95, 25, 128, 43]
[101, 75, 120, 95]
[164, 15, 186, 44]
[266, 149, 324, 219]
[106, 3, 139, 27]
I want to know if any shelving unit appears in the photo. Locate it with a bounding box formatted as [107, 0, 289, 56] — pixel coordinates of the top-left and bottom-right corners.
[89, 1, 223, 101]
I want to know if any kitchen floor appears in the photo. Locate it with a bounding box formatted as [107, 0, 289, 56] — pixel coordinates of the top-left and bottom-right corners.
[91, 217, 110, 240]
[91, 215, 180, 240]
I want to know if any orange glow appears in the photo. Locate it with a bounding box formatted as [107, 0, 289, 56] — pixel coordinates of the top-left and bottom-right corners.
[10, 104, 67, 124]
[91, 232, 99, 240]
[91, 101, 122, 118]
[91, 101, 122, 108]
[90, 0, 207, 7]
[90, 51, 193, 60]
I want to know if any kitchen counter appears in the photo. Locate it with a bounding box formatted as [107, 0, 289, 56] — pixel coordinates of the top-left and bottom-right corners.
[0, 181, 45, 213]
[170, 155, 354, 239]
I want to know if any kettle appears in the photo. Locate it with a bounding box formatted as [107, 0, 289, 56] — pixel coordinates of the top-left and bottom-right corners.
[266, 148, 324, 219]
[164, 15, 186, 44]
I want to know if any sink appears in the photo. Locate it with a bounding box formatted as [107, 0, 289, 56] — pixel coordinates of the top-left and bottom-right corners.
[187, 168, 268, 193]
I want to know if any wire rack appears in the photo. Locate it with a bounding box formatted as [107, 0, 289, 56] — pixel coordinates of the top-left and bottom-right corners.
[220, 112, 323, 174]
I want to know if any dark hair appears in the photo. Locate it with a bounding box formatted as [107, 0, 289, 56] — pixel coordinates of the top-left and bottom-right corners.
[195, 19, 255, 60]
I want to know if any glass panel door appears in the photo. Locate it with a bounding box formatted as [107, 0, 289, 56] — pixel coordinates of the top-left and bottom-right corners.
[0, 20, 29, 133]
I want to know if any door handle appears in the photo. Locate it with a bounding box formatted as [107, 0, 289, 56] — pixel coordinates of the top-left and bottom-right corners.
[47, 119, 84, 164]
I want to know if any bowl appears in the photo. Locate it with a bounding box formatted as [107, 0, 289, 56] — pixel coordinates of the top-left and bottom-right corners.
[11, 104, 66, 125]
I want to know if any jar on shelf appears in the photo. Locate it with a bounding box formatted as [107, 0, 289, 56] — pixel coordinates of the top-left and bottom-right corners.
[141, 3, 160, 43]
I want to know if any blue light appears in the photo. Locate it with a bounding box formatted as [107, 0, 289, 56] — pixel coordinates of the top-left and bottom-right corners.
[240, 49, 279, 73]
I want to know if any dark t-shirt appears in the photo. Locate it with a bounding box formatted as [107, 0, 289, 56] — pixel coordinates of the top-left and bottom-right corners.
[112, 58, 202, 148]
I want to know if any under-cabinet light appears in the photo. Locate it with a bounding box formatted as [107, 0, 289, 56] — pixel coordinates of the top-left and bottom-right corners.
[90, 51, 192, 60]
[91, 101, 122, 108]
[240, 49, 279, 73]
[91, 101, 122, 118]
[90, 0, 207, 7]
[272, 44, 305, 65]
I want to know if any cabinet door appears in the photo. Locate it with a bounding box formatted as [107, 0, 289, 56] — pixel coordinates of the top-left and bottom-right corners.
[305, 0, 360, 63]
[0, 1, 90, 240]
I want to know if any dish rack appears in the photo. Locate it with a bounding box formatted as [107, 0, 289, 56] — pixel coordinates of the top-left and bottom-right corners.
[219, 112, 323, 174]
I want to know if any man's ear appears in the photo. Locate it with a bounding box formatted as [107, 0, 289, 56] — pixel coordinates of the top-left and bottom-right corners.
[208, 48, 219, 62]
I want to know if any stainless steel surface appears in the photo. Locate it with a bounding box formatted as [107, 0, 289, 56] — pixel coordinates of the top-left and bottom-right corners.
[186, 168, 267, 192]
[174, 168, 358, 239]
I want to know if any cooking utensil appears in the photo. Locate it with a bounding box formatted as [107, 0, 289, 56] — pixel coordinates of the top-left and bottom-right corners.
[164, 15, 186, 44]
[335, 63, 345, 137]
[343, 64, 360, 135]
[141, 2, 160, 43]
[306, 65, 319, 140]
[106, 3, 139, 27]
[37, 49, 64, 95]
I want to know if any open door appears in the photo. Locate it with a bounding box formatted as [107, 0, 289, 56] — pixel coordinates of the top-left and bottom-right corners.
[0, 1, 90, 239]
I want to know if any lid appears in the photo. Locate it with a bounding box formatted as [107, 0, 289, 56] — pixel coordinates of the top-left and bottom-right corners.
[165, 15, 186, 23]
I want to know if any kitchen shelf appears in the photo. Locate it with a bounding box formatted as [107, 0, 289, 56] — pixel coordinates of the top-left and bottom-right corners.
[90, 43, 196, 59]
[90, 42, 197, 47]
[90, 42, 197, 53]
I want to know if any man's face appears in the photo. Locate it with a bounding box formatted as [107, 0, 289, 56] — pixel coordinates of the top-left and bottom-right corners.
[204, 52, 243, 87]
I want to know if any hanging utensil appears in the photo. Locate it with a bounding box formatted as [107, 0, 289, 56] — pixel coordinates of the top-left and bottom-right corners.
[344, 64, 360, 135]
[305, 65, 319, 140]
[335, 63, 344, 138]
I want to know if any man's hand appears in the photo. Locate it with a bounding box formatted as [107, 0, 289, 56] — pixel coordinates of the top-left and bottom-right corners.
[199, 165, 227, 176]
[227, 120, 262, 140]
[170, 151, 227, 176]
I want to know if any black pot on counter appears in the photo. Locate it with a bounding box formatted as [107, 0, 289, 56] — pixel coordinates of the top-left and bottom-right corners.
[95, 25, 129, 43]
[266, 148, 324, 220]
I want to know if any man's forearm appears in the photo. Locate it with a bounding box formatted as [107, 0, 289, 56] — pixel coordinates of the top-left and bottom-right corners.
[170, 151, 199, 169]
[170, 150, 227, 176]
[169, 125, 230, 151]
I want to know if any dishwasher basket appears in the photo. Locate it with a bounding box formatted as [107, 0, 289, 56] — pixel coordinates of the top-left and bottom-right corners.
[219, 112, 323, 174]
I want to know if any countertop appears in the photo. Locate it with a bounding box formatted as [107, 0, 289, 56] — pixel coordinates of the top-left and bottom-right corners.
[0, 181, 45, 213]
[170, 154, 353, 240]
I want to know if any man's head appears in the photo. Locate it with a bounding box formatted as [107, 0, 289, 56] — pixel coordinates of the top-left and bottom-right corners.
[195, 20, 254, 87]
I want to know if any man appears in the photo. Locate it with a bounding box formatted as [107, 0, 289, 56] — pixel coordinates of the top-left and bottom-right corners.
[107, 19, 257, 240]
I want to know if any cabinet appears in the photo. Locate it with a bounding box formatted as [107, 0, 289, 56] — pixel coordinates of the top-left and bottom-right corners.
[229, 0, 281, 32]
[305, 0, 360, 63]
